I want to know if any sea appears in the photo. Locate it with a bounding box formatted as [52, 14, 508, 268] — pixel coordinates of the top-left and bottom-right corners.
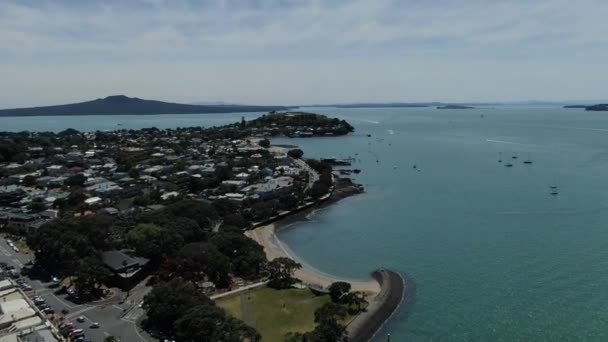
[3, 106, 608, 341]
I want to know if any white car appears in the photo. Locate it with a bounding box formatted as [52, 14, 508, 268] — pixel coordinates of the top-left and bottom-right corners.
[13, 246, 20, 253]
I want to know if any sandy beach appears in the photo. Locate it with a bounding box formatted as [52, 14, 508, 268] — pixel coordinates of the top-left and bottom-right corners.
[245, 223, 381, 296]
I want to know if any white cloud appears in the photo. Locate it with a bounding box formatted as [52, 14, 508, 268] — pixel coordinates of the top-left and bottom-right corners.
[0, 0, 607, 106]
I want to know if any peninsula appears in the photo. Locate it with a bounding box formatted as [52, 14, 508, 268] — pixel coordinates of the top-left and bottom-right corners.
[0, 111, 402, 341]
[0, 95, 290, 117]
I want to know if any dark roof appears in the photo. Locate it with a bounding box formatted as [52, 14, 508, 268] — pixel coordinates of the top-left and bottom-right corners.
[101, 250, 149, 271]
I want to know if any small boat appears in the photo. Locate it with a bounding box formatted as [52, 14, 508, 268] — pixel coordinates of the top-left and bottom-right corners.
[550, 185, 557, 189]
[353, 169, 361, 174]
[512, 155, 518, 159]
[413, 165, 417, 169]
[505, 163, 513, 167]
[523, 153, 532, 164]
[498, 152, 502, 163]
[366, 134, 372, 137]
[550, 189, 559, 196]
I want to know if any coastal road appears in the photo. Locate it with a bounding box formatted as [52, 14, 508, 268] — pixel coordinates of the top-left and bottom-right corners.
[293, 158, 319, 191]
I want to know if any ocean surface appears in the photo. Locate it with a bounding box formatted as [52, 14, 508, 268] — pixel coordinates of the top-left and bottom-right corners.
[3, 106, 608, 341]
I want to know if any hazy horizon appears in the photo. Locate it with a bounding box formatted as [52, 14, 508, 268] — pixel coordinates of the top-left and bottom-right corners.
[1, 0, 607, 107]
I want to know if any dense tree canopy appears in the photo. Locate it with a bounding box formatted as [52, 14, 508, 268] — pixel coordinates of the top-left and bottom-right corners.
[210, 232, 266, 280]
[176, 242, 231, 288]
[28, 215, 114, 275]
[174, 305, 260, 342]
[143, 278, 259, 341]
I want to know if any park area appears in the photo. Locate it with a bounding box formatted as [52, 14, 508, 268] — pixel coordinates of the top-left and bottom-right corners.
[216, 286, 361, 342]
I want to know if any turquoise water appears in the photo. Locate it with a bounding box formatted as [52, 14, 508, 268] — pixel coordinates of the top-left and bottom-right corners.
[4, 107, 608, 340]
[273, 107, 608, 341]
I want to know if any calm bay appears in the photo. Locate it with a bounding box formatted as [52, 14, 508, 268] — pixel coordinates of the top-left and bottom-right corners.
[4, 106, 608, 340]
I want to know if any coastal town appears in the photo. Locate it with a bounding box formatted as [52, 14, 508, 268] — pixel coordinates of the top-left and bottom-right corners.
[0, 112, 402, 342]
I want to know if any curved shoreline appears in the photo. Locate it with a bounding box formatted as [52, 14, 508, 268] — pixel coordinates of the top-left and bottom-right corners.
[245, 222, 382, 295]
[244, 178, 408, 339]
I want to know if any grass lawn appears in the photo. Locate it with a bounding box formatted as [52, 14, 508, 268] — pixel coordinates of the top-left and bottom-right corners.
[12, 239, 31, 253]
[217, 286, 366, 341]
[217, 287, 331, 342]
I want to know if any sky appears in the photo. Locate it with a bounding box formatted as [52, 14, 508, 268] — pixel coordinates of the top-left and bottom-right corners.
[1, 0, 607, 107]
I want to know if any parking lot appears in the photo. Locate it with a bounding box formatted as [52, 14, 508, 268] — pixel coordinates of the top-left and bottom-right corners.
[0, 235, 154, 342]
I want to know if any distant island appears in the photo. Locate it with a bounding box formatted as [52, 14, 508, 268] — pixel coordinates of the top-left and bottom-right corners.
[0, 95, 291, 117]
[437, 104, 475, 109]
[585, 104, 608, 111]
[563, 105, 588, 108]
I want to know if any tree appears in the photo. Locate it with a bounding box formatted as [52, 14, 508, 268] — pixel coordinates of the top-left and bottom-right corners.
[210, 232, 267, 280]
[166, 199, 220, 231]
[127, 223, 162, 259]
[73, 257, 111, 301]
[309, 181, 329, 199]
[314, 302, 347, 324]
[142, 279, 212, 337]
[309, 303, 348, 341]
[347, 291, 367, 313]
[65, 174, 86, 187]
[23, 175, 37, 187]
[267, 257, 301, 289]
[27, 199, 47, 213]
[174, 305, 260, 342]
[27, 215, 112, 275]
[287, 149, 304, 159]
[128, 167, 140, 179]
[328, 281, 352, 303]
[177, 242, 231, 288]
[258, 138, 270, 148]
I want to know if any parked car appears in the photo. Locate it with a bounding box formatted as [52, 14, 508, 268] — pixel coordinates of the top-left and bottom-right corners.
[89, 322, 99, 329]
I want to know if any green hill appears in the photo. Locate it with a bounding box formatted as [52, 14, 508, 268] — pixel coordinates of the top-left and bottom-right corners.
[0, 95, 291, 117]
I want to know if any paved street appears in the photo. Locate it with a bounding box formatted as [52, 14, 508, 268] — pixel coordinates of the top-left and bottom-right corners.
[0, 235, 154, 342]
[293, 158, 319, 191]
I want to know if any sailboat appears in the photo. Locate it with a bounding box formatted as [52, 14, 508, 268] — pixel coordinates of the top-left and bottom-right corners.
[523, 153, 532, 164]
[498, 152, 502, 163]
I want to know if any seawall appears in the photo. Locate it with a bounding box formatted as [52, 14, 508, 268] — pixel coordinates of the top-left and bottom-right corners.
[347, 269, 406, 342]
